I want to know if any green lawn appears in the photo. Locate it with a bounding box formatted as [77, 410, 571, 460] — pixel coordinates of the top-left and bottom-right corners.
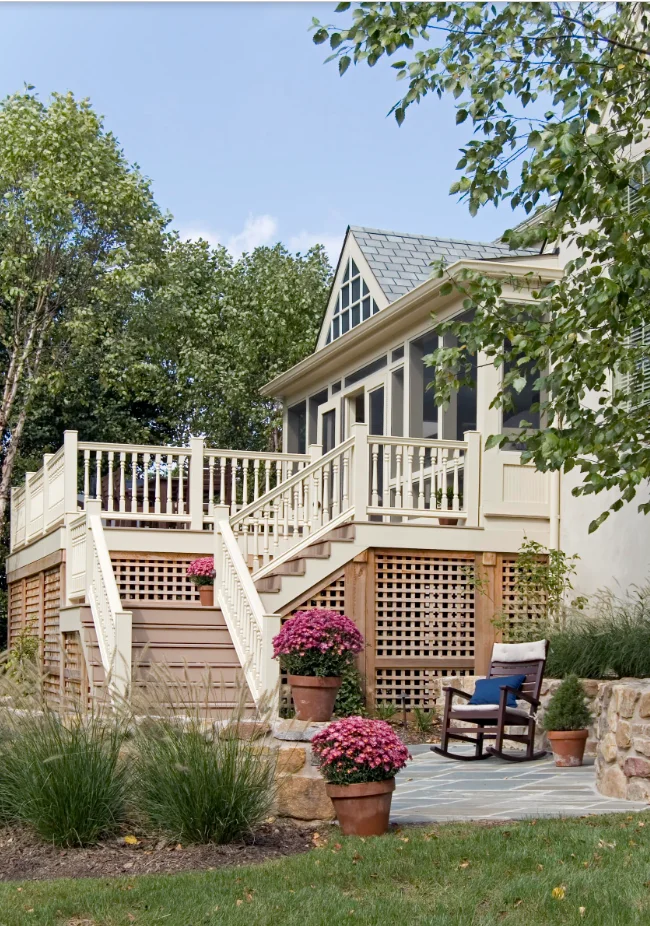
[1, 814, 649, 925]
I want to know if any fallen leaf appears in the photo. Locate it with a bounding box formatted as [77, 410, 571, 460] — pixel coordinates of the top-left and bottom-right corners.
[552, 886, 566, 901]
[459, 860, 470, 869]
[597, 839, 616, 849]
[236, 899, 243, 907]
[579, 908, 586, 917]
[124, 835, 139, 846]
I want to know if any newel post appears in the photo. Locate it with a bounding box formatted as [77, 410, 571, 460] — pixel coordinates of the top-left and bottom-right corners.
[349, 422, 369, 519]
[63, 430, 79, 514]
[308, 443, 323, 463]
[189, 436, 206, 531]
[212, 504, 230, 588]
[463, 430, 481, 528]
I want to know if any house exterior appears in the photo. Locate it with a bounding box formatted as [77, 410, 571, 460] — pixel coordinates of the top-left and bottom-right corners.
[7, 221, 650, 714]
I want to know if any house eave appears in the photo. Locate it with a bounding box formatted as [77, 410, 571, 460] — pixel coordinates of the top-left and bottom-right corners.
[261, 258, 563, 400]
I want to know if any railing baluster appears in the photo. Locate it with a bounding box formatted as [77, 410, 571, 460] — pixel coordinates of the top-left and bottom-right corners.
[208, 456, 215, 512]
[242, 459, 249, 508]
[253, 459, 261, 502]
[231, 458, 238, 516]
[264, 459, 271, 495]
[155, 453, 162, 514]
[119, 452, 126, 513]
[322, 461, 330, 524]
[95, 450, 102, 503]
[178, 454, 186, 514]
[83, 450, 90, 506]
[166, 454, 173, 515]
[131, 453, 138, 513]
[331, 455, 340, 518]
[220, 456, 227, 506]
[382, 446, 390, 519]
[143, 452, 150, 514]
[371, 443, 379, 506]
[453, 449, 460, 510]
[395, 445, 403, 509]
[406, 445, 414, 509]
[342, 448, 350, 510]
[418, 446, 425, 509]
[107, 452, 114, 513]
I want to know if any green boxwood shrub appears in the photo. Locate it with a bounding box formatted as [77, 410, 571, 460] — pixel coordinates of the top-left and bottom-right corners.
[542, 675, 592, 732]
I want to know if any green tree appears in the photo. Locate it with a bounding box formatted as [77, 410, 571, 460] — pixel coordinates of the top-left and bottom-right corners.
[0, 89, 167, 530]
[313, 2, 650, 529]
[125, 238, 331, 453]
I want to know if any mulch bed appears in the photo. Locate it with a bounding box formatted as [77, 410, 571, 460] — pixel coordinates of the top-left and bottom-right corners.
[0, 821, 320, 882]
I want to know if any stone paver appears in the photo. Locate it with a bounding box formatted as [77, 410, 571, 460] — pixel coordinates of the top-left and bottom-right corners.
[392, 746, 648, 823]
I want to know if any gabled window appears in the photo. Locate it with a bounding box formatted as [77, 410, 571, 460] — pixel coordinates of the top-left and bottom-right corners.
[326, 256, 379, 344]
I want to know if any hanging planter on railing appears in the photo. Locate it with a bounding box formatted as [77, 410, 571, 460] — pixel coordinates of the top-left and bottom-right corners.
[272, 609, 364, 722]
[187, 557, 216, 606]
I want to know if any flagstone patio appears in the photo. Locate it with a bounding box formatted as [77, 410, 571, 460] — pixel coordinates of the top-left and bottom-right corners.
[392, 746, 648, 823]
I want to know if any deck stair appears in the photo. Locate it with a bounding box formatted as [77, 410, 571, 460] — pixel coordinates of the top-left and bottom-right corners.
[80, 602, 252, 711]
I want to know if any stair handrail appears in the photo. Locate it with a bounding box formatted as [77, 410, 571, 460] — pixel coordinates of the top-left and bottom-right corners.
[85, 500, 132, 699]
[229, 434, 355, 530]
[214, 512, 281, 708]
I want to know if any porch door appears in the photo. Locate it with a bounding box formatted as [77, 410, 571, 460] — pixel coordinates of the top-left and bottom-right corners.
[322, 408, 336, 454]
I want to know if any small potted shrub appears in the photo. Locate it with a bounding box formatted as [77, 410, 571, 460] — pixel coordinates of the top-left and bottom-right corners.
[312, 716, 410, 836]
[272, 609, 363, 722]
[542, 674, 592, 767]
[187, 557, 216, 606]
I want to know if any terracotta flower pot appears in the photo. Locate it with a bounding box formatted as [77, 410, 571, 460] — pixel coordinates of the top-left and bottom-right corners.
[438, 517, 459, 526]
[288, 674, 341, 722]
[326, 778, 395, 836]
[199, 585, 214, 607]
[547, 729, 588, 767]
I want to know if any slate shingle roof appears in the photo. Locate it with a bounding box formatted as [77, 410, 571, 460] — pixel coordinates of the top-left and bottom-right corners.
[350, 226, 538, 302]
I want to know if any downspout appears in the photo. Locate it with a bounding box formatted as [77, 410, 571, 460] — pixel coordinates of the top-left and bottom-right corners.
[549, 469, 561, 550]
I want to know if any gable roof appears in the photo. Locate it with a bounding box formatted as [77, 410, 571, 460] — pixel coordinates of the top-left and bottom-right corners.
[349, 226, 538, 302]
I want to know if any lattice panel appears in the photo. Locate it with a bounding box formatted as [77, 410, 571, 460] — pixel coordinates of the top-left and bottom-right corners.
[500, 556, 549, 640]
[374, 667, 472, 710]
[43, 567, 62, 705]
[8, 580, 24, 648]
[375, 553, 475, 660]
[24, 575, 41, 633]
[111, 553, 202, 602]
[63, 631, 86, 707]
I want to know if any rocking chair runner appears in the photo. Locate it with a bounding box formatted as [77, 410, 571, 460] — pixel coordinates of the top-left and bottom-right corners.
[432, 640, 549, 762]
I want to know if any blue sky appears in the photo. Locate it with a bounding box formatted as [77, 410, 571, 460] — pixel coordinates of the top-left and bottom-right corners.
[1, 2, 526, 262]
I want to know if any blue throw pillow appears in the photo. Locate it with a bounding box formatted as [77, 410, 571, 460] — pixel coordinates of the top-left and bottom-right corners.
[468, 674, 527, 708]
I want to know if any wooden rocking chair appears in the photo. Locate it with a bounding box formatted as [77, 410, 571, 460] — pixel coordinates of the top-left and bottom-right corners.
[431, 640, 549, 762]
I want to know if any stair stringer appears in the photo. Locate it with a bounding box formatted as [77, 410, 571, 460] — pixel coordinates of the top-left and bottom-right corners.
[257, 529, 367, 613]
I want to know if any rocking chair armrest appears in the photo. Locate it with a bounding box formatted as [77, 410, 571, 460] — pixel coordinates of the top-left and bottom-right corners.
[497, 686, 539, 712]
[442, 686, 472, 703]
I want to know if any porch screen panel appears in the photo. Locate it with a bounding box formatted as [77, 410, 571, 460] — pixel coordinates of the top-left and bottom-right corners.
[374, 551, 475, 710]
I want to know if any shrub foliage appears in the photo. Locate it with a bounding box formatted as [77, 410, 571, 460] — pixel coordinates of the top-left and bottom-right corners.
[546, 588, 650, 680]
[542, 675, 592, 732]
[133, 719, 276, 844]
[0, 707, 128, 846]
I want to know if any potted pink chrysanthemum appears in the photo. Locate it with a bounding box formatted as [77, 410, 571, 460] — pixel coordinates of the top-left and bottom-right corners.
[272, 609, 363, 722]
[187, 557, 216, 606]
[312, 716, 410, 836]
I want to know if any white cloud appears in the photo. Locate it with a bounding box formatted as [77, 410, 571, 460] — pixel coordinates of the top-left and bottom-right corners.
[288, 230, 343, 264]
[178, 217, 343, 264]
[177, 226, 222, 249]
[227, 214, 278, 256]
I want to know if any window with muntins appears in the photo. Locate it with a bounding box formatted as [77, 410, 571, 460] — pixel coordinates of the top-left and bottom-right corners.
[326, 256, 380, 344]
[619, 323, 650, 409]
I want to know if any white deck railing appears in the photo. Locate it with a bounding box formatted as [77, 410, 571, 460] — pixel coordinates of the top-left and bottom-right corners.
[230, 435, 356, 572]
[9, 431, 310, 550]
[214, 515, 280, 708]
[367, 434, 480, 524]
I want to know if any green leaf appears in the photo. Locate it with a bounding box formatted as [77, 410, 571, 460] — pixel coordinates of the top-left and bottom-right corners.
[338, 55, 351, 76]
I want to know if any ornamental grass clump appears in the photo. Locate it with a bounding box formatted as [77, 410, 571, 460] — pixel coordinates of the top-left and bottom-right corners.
[311, 716, 410, 785]
[186, 556, 215, 586]
[542, 675, 592, 732]
[0, 706, 128, 846]
[272, 608, 363, 677]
